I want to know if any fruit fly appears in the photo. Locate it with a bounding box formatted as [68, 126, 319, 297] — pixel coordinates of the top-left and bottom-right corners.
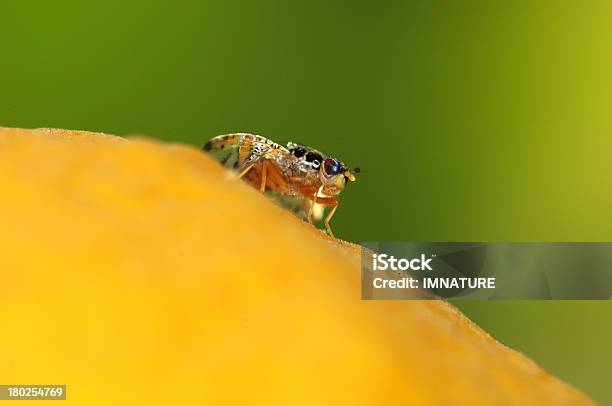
[202, 133, 359, 237]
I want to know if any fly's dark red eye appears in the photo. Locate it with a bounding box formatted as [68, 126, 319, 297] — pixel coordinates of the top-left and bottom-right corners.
[324, 158, 340, 175]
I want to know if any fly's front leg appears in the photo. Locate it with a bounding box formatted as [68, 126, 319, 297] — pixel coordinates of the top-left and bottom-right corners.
[307, 186, 324, 224]
[323, 202, 339, 238]
[311, 196, 339, 237]
[323, 199, 340, 238]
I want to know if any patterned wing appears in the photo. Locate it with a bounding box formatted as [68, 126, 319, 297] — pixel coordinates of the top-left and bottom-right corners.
[203, 133, 289, 171]
[202, 133, 243, 169]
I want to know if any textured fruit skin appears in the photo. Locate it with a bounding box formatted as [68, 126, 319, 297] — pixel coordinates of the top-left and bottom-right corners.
[0, 127, 593, 405]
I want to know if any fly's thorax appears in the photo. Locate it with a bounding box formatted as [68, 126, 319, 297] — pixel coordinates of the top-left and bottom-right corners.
[286, 141, 357, 197]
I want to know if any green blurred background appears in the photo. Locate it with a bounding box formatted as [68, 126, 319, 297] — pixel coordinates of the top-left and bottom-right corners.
[1, 0, 610, 402]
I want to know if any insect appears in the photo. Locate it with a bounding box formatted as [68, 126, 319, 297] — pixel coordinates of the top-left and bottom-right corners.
[202, 133, 359, 237]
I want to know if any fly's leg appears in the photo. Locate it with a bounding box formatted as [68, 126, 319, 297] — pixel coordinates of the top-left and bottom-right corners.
[307, 197, 314, 223]
[323, 202, 339, 238]
[259, 160, 268, 193]
[238, 158, 271, 194]
[307, 194, 339, 237]
[238, 163, 255, 178]
[307, 186, 324, 224]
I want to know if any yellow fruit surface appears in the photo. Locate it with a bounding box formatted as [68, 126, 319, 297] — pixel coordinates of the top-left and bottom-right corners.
[0, 127, 593, 405]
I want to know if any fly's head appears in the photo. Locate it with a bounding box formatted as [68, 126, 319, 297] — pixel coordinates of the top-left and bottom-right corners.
[320, 156, 358, 196]
[287, 142, 358, 196]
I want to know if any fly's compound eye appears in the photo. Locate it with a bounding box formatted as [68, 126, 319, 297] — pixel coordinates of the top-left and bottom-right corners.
[323, 158, 340, 176]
